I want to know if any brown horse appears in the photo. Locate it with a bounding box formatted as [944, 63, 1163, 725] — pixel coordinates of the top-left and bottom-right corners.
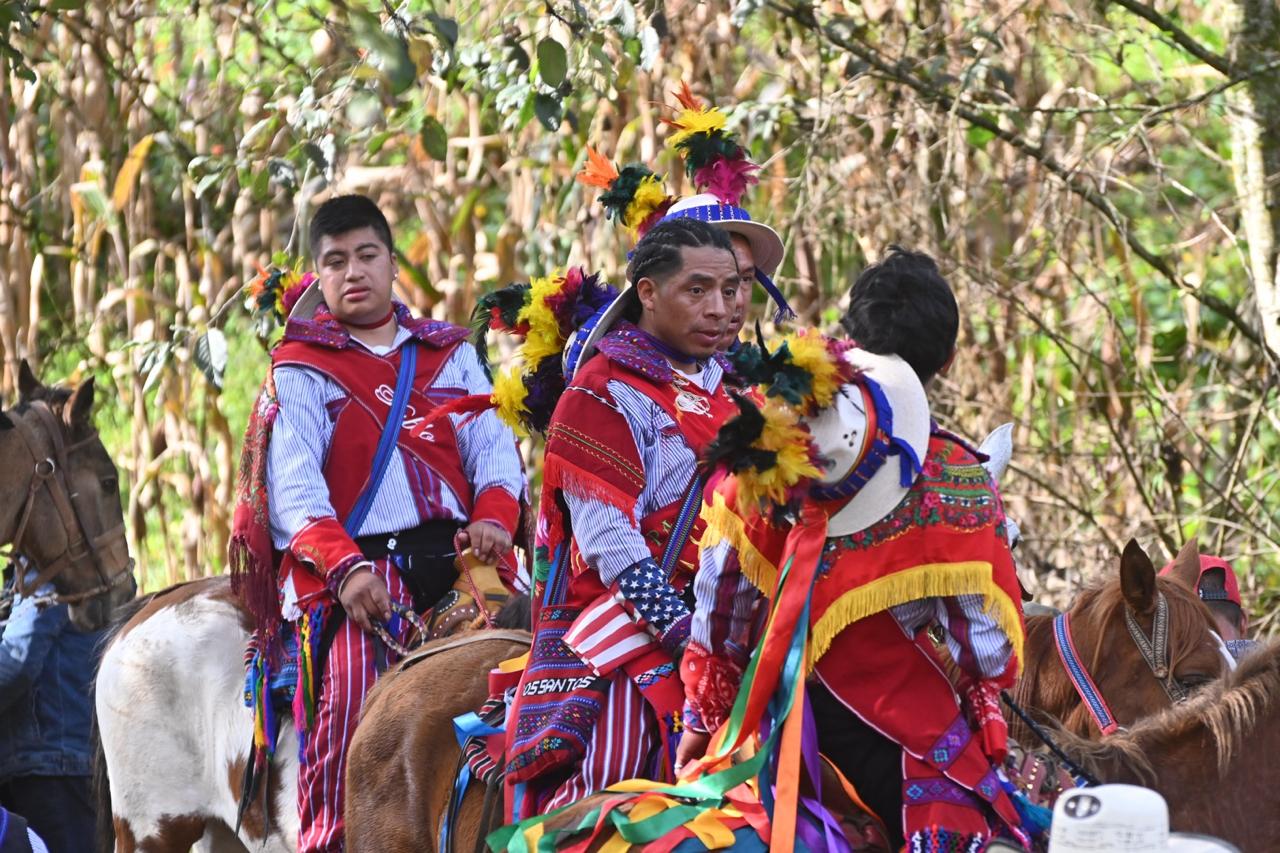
[1010, 538, 1226, 744]
[345, 627, 532, 852]
[1, 361, 133, 630]
[1056, 638, 1280, 850]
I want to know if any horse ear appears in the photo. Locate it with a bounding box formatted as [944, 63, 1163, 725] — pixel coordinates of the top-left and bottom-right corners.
[978, 422, 1014, 484]
[66, 377, 96, 428]
[1120, 538, 1157, 615]
[17, 360, 42, 401]
[1165, 538, 1202, 592]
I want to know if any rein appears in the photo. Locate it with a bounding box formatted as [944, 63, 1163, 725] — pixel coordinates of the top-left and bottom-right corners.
[6, 401, 132, 606]
[1053, 590, 1188, 737]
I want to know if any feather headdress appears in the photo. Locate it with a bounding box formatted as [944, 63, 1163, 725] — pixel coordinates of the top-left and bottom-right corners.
[433, 267, 618, 436]
[577, 148, 675, 240]
[246, 264, 315, 341]
[703, 328, 860, 517]
[664, 82, 760, 207]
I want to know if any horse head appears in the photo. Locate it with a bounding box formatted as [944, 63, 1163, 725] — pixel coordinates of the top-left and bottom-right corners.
[1022, 538, 1224, 740]
[0, 361, 135, 629]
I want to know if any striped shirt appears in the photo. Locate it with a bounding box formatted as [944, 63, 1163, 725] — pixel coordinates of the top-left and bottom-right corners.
[267, 324, 524, 549]
[565, 359, 725, 585]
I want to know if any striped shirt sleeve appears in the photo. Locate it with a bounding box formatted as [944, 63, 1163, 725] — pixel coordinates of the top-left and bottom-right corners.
[891, 593, 1013, 679]
[690, 539, 758, 665]
[447, 343, 525, 531]
[267, 365, 342, 549]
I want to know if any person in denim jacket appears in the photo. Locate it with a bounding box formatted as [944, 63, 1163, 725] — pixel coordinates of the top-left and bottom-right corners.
[0, 566, 103, 853]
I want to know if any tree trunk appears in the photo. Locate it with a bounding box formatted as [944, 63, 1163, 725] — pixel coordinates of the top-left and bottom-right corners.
[1228, 0, 1280, 358]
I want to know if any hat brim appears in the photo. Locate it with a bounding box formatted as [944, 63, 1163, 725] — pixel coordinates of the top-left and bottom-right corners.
[574, 287, 637, 373]
[825, 350, 931, 538]
[715, 219, 784, 277]
[288, 279, 325, 321]
[1167, 833, 1241, 852]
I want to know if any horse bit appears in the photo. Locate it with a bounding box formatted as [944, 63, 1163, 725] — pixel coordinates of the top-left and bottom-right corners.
[1052, 590, 1188, 736]
[5, 401, 133, 607]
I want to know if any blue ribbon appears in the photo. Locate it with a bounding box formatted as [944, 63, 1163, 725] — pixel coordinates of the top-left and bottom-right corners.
[441, 711, 508, 851]
[345, 343, 418, 536]
[754, 268, 796, 324]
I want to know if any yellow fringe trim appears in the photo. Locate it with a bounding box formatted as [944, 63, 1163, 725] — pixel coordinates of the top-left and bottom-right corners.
[700, 491, 780, 594]
[809, 560, 1025, 675]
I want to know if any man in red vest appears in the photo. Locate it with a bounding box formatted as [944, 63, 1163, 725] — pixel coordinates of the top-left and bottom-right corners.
[503, 218, 743, 821]
[231, 194, 525, 852]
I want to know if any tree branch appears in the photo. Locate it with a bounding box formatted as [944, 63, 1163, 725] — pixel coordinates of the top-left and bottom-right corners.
[1107, 0, 1233, 76]
[771, 1, 1269, 358]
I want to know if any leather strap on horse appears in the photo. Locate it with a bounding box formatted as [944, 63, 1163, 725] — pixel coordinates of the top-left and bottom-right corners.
[1052, 610, 1120, 736]
[1124, 591, 1189, 703]
[393, 629, 531, 674]
[7, 401, 131, 603]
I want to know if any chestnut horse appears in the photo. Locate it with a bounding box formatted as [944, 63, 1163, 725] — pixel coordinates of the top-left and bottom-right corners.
[1, 361, 134, 630]
[1010, 538, 1228, 744]
[1057, 638, 1280, 850]
[344, 629, 532, 852]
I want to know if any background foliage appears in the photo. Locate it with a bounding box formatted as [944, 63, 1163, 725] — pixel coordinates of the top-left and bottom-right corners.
[3, 0, 1278, 627]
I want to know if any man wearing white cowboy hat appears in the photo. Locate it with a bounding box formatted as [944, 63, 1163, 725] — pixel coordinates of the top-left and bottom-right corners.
[679, 248, 1031, 850]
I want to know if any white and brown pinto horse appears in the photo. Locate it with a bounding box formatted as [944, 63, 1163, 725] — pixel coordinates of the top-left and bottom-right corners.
[0, 361, 134, 629]
[94, 576, 297, 852]
[94, 576, 528, 851]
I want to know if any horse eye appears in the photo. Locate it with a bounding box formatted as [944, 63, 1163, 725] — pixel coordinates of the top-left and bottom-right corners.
[1179, 674, 1213, 690]
[102, 477, 118, 494]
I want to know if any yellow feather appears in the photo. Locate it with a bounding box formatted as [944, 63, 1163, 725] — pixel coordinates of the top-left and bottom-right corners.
[623, 176, 670, 237]
[782, 330, 844, 412]
[665, 107, 726, 149]
[517, 273, 568, 366]
[734, 403, 820, 514]
[491, 368, 531, 437]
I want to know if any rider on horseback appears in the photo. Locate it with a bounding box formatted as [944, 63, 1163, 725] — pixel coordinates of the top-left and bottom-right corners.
[678, 248, 1032, 851]
[502, 218, 743, 818]
[229, 194, 526, 852]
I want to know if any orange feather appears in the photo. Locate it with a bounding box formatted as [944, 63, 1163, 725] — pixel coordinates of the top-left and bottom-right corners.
[576, 147, 619, 189]
[673, 80, 703, 111]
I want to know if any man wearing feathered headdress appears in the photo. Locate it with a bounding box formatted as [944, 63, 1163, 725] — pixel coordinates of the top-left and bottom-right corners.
[229, 195, 526, 852]
[502, 217, 744, 819]
[676, 249, 1032, 851]
[578, 84, 794, 354]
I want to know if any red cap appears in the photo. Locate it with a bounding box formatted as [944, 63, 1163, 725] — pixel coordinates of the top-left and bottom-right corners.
[1159, 554, 1241, 608]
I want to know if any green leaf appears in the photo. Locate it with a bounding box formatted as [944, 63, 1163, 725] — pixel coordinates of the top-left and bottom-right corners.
[966, 124, 996, 150]
[537, 37, 568, 87]
[194, 172, 222, 200]
[193, 329, 228, 390]
[367, 130, 395, 155]
[420, 116, 449, 161]
[533, 93, 562, 131]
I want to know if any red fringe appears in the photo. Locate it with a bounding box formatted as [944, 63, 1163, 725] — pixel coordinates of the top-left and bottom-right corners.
[543, 459, 641, 527]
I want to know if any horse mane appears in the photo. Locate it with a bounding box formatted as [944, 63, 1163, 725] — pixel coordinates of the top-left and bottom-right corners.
[1062, 639, 1280, 782]
[1070, 572, 1216, 676]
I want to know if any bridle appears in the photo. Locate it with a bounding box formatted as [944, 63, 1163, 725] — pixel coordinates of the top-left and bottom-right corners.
[6, 400, 133, 606]
[1052, 590, 1189, 736]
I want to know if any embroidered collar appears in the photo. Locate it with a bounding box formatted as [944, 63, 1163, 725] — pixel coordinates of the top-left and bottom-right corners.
[595, 321, 729, 389]
[282, 300, 468, 350]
